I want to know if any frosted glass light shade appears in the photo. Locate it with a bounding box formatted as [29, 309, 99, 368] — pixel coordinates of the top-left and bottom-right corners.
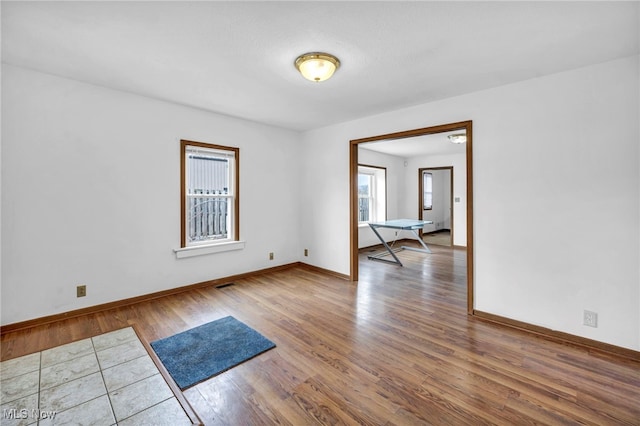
[295, 52, 340, 82]
[448, 133, 467, 144]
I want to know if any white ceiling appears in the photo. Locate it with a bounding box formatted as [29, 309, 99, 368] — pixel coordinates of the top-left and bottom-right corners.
[2, 1, 638, 132]
[361, 130, 467, 158]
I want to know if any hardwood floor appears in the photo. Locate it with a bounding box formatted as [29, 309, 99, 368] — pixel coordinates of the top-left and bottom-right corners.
[2, 244, 639, 425]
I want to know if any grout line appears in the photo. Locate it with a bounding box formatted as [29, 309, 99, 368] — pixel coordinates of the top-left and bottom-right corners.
[115, 395, 174, 424]
[37, 351, 42, 426]
[100, 353, 147, 373]
[103, 361, 157, 393]
[2, 327, 193, 425]
[91, 335, 117, 425]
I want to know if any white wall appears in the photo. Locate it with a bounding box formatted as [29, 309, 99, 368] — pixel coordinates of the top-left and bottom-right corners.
[1, 64, 302, 325]
[0, 61, 2, 319]
[301, 56, 640, 350]
[2, 57, 638, 351]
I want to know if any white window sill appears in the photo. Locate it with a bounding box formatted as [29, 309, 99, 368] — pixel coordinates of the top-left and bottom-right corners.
[174, 240, 246, 259]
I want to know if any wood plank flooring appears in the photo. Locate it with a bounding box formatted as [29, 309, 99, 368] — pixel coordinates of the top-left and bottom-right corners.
[2, 244, 639, 425]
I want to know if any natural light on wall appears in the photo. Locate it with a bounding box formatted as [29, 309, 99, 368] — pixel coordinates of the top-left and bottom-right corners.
[174, 140, 245, 259]
[358, 165, 386, 223]
[184, 146, 234, 245]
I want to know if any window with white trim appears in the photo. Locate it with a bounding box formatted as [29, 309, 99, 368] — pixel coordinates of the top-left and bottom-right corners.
[358, 165, 386, 223]
[423, 171, 433, 210]
[181, 140, 239, 247]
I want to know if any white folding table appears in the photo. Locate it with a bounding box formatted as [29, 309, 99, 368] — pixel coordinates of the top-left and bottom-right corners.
[367, 219, 433, 266]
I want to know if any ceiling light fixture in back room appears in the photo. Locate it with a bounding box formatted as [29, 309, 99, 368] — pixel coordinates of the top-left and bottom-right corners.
[294, 52, 340, 82]
[448, 133, 467, 144]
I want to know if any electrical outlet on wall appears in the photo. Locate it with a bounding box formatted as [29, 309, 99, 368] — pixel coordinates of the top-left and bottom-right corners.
[77, 285, 87, 298]
[583, 310, 598, 327]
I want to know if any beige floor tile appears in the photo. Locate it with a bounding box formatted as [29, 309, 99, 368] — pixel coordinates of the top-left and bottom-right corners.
[39, 395, 115, 426]
[95, 339, 147, 370]
[109, 374, 173, 421]
[92, 327, 137, 352]
[40, 352, 100, 391]
[0, 353, 40, 381]
[0, 371, 39, 405]
[39, 372, 106, 413]
[117, 397, 192, 426]
[41, 339, 93, 368]
[102, 354, 159, 392]
[2, 327, 191, 426]
[0, 392, 39, 426]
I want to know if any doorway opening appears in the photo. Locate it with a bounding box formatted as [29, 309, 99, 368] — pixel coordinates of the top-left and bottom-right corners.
[349, 120, 474, 313]
[419, 166, 453, 247]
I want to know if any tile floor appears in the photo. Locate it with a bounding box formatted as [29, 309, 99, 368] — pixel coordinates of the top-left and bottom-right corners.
[0, 327, 193, 425]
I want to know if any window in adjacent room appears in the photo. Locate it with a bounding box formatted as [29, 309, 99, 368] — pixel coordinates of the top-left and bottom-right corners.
[423, 171, 433, 210]
[358, 165, 386, 223]
[181, 140, 239, 248]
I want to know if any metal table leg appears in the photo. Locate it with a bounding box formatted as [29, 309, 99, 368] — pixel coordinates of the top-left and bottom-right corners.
[400, 229, 432, 253]
[367, 224, 403, 266]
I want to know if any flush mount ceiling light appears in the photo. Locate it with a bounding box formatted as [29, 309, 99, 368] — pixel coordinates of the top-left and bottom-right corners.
[448, 133, 467, 144]
[294, 52, 340, 82]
